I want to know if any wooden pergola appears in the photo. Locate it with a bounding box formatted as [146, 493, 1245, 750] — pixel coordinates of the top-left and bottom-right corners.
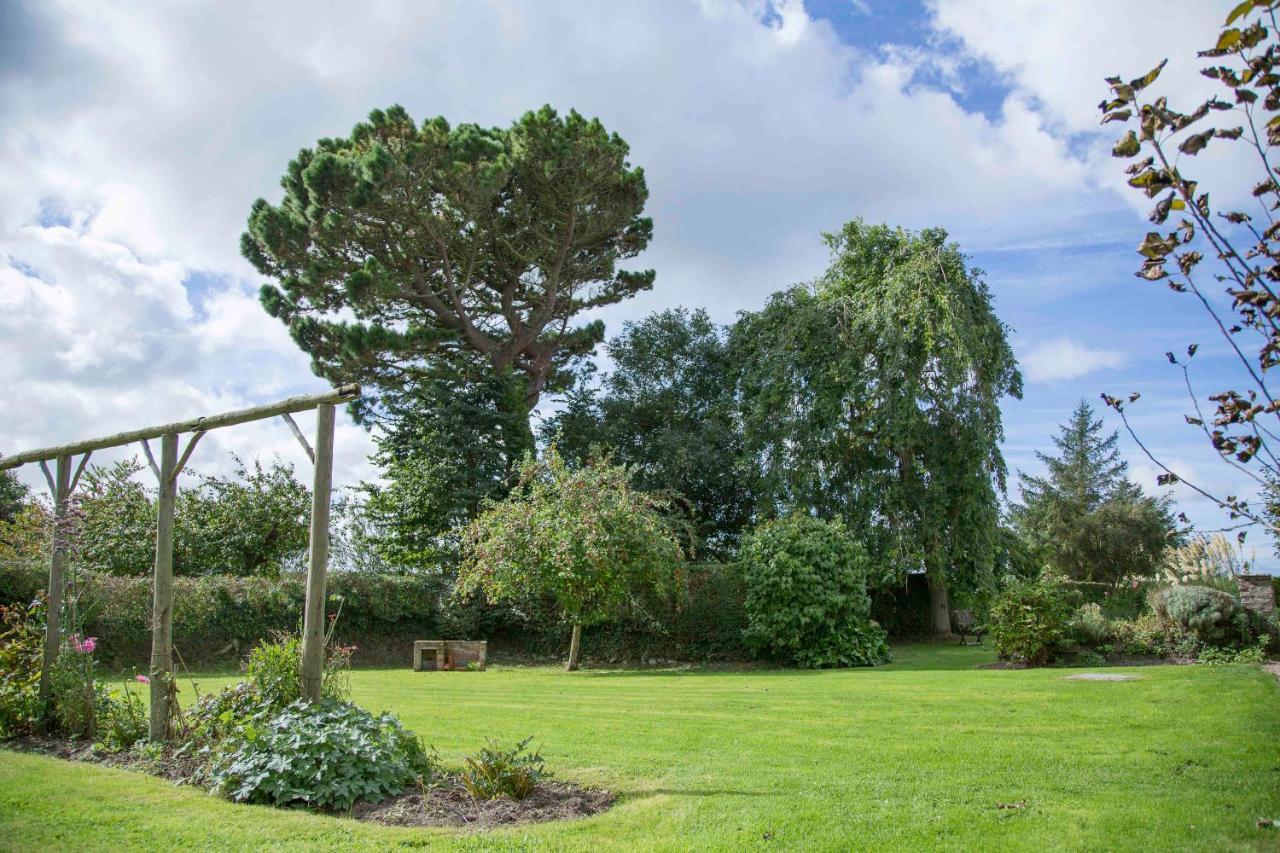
[0, 384, 359, 741]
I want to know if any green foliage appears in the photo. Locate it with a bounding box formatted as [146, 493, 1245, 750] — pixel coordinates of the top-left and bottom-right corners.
[360, 365, 532, 573]
[1012, 401, 1178, 585]
[988, 575, 1076, 665]
[460, 737, 547, 800]
[1070, 603, 1113, 647]
[48, 635, 99, 738]
[0, 598, 44, 738]
[209, 698, 432, 811]
[732, 221, 1020, 623]
[740, 515, 888, 668]
[66, 457, 312, 578]
[459, 449, 683, 640]
[244, 632, 351, 709]
[244, 104, 653, 415]
[1112, 612, 1200, 660]
[176, 458, 311, 577]
[184, 681, 272, 749]
[541, 309, 753, 558]
[1197, 642, 1267, 665]
[1149, 585, 1241, 642]
[96, 684, 147, 752]
[0, 470, 29, 525]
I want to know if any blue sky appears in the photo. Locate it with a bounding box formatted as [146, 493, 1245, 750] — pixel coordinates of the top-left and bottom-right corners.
[0, 0, 1268, 566]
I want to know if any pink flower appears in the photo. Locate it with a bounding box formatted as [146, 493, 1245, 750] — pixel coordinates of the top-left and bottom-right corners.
[135, 675, 150, 684]
[81, 637, 97, 654]
[68, 633, 81, 651]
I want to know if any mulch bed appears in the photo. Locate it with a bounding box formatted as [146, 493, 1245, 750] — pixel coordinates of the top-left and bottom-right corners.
[352, 779, 614, 829]
[3, 735, 614, 830]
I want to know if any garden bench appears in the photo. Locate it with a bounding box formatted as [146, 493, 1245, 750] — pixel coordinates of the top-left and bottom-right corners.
[951, 610, 984, 645]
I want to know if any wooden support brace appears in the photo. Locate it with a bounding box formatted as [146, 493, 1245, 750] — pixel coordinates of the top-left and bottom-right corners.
[69, 451, 92, 494]
[172, 431, 205, 485]
[140, 439, 161, 481]
[280, 413, 315, 463]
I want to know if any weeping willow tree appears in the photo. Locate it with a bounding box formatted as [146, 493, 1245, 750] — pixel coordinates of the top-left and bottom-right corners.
[734, 220, 1021, 635]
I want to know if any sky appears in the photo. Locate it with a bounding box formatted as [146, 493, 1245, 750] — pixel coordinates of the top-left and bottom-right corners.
[0, 0, 1270, 565]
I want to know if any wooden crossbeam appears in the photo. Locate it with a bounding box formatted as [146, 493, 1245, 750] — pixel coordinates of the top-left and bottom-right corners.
[0, 385, 359, 470]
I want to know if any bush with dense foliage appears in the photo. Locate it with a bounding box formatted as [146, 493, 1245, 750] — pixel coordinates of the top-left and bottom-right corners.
[988, 575, 1076, 665]
[461, 737, 547, 800]
[0, 598, 44, 738]
[1149, 585, 1241, 643]
[208, 698, 432, 810]
[740, 515, 888, 668]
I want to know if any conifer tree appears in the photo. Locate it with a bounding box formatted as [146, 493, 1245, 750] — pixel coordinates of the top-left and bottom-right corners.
[1012, 401, 1178, 584]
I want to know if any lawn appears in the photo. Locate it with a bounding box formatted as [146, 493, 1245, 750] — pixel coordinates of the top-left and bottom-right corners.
[1, 644, 1278, 851]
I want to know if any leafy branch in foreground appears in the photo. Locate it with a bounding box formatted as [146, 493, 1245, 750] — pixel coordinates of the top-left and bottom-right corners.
[1101, 0, 1280, 543]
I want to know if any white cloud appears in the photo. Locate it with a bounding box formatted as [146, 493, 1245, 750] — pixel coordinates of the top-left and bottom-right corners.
[1022, 337, 1124, 383]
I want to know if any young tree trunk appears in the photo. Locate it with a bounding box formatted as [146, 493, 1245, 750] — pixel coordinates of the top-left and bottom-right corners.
[566, 623, 582, 671]
[928, 571, 953, 639]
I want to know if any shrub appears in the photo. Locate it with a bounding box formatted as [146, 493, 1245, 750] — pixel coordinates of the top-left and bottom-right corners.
[988, 574, 1075, 665]
[0, 598, 44, 738]
[1150, 585, 1240, 642]
[243, 632, 351, 709]
[209, 698, 432, 810]
[740, 515, 888, 668]
[1116, 612, 1199, 659]
[1070, 603, 1113, 647]
[461, 737, 547, 800]
[96, 685, 147, 751]
[184, 680, 272, 748]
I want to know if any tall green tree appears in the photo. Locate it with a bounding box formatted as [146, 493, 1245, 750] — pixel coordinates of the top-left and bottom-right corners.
[540, 308, 753, 557]
[361, 364, 533, 572]
[242, 104, 654, 419]
[458, 449, 683, 671]
[734, 221, 1021, 635]
[1012, 401, 1178, 585]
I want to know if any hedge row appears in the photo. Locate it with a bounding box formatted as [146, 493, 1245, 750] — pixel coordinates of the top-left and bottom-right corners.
[0, 561, 753, 667]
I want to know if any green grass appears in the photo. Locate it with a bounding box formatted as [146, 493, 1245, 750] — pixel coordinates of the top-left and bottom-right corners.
[2, 644, 1278, 851]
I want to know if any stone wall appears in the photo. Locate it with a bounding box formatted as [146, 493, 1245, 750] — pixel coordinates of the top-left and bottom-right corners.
[1238, 574, 1276, 615]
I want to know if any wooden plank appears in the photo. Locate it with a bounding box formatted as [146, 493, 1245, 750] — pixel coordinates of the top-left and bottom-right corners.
[38, 455, 72, 715]
[300, 403, 335, 701]
[148, 433, 178, 742]
[0, 384, 359, 470]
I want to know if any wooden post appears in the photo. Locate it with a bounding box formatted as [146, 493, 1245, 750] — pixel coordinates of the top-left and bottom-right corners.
[148, 433, 178, 742]
[300, 403, 335, 702]
[38, 455, 72, 716]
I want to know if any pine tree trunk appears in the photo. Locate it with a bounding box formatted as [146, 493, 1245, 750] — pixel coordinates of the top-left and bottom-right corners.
[928, 572, 953, 638]
[566, 623, 582, 671]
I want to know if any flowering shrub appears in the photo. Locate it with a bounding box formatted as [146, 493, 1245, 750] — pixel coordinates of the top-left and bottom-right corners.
[49, 633, 100, 737]
[208, 698, 432, 810]
[0, 598, 45, 738]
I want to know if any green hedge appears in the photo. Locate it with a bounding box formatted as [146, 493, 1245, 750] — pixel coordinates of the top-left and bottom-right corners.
[0, 562, 750, 667]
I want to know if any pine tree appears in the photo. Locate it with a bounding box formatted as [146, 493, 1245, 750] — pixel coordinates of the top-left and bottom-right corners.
[1013, 400, 1177, 584]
